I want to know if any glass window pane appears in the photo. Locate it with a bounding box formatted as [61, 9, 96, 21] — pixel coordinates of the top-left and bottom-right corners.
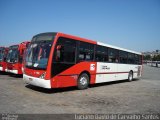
[78, 42, 94, 61]
[128, 53, 135, 64]
[54, 37, 76, 63]
[119, 51, 128, 63]
[108, 48, 118, 63]
[95, 45, 108, 62]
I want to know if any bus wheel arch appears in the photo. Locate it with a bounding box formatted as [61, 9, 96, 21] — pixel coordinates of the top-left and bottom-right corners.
[128, 70, 133, 82]
[77, 71, 90, 90]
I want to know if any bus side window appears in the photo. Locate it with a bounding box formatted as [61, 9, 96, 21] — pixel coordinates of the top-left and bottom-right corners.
[135, 54, 139, 64]
[108, 48, 119, 63]
[54, 37, 76, 63]
[119, 51, 128, 64]
[95, 45, 108, 62]
[139, 55, 142, 65]
[78, 42, 94, 62]
[128, 53, 135, 64]
[79, 54, 84, 60]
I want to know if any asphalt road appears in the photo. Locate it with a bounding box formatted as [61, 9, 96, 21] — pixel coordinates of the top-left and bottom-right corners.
[0, 65, 160, 114]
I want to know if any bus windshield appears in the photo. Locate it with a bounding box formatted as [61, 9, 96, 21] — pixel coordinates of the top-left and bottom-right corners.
[25, 41, 52, 70]
[7, 48, 19, 63]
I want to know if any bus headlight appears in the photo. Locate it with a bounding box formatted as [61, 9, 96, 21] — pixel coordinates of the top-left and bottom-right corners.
[39, 72, 46, 79]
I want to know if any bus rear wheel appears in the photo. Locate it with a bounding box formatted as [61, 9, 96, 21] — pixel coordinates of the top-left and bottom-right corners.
[77, 73, 89, 90]
[128, 71, 133, 82]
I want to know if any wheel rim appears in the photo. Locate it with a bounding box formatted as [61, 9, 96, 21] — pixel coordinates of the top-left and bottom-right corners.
[79, 77, 87, 86]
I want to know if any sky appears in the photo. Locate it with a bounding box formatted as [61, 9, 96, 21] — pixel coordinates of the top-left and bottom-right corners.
[0, 0, 160, 52]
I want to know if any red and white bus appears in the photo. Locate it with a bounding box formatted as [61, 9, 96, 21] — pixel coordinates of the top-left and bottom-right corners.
[5, 41, 30, 75]
[23, 32, 142, 89]
[0, 47, 8, 72]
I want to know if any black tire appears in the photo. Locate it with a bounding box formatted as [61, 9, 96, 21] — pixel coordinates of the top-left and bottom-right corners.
[77, 73, 89, 90]
[128, 71, 133, 82]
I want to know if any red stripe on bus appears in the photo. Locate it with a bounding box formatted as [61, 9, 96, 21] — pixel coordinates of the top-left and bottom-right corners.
[58, 71, 138, 76]
[96, 71, 138, 75]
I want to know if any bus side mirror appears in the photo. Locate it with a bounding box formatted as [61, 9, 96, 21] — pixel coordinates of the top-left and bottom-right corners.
[56, 45, 62, 50]
[56, 45, 62, 61]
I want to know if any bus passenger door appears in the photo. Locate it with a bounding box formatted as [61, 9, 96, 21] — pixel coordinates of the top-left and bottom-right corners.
[51, 37, 77, 87]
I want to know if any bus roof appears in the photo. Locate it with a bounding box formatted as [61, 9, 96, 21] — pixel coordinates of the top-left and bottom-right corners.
[9, 44, 19, 48]
[34, 32, 142, 55]
[57, 32, 142, 55]
[98, 42, 141, 55]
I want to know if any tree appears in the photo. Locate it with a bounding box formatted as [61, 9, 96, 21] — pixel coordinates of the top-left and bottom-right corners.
[156, 55, 160, 61]
[152, 55, 160, 61]
[143, 55, 151, 60]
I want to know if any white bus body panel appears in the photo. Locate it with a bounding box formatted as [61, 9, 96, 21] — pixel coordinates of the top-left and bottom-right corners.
[117, 64, 140, 80]
[96, 62, 117, 83]
[96, 62, 142, 83]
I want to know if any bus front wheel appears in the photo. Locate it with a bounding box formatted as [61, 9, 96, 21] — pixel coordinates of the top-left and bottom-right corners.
[77, 73, 89, 90]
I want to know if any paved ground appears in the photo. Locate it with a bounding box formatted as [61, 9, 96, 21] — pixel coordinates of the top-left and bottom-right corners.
[0, 65, 160, 114]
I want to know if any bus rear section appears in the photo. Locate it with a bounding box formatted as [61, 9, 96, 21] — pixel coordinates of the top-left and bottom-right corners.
[5, 41, 30, 75]
[0, 47, 8, 72]
[23, 32, 142, 89]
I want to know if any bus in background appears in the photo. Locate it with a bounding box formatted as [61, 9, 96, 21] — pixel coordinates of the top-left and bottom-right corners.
[6, 41, 30, 75]
[0, 47, 8, 72]
[23, 32, 142, 89]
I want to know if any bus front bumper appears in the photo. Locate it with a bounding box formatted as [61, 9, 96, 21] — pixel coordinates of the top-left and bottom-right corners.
[5, 69, 18, 74]
[23, 74, 51, 89]
[0, 67, 3, 71]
